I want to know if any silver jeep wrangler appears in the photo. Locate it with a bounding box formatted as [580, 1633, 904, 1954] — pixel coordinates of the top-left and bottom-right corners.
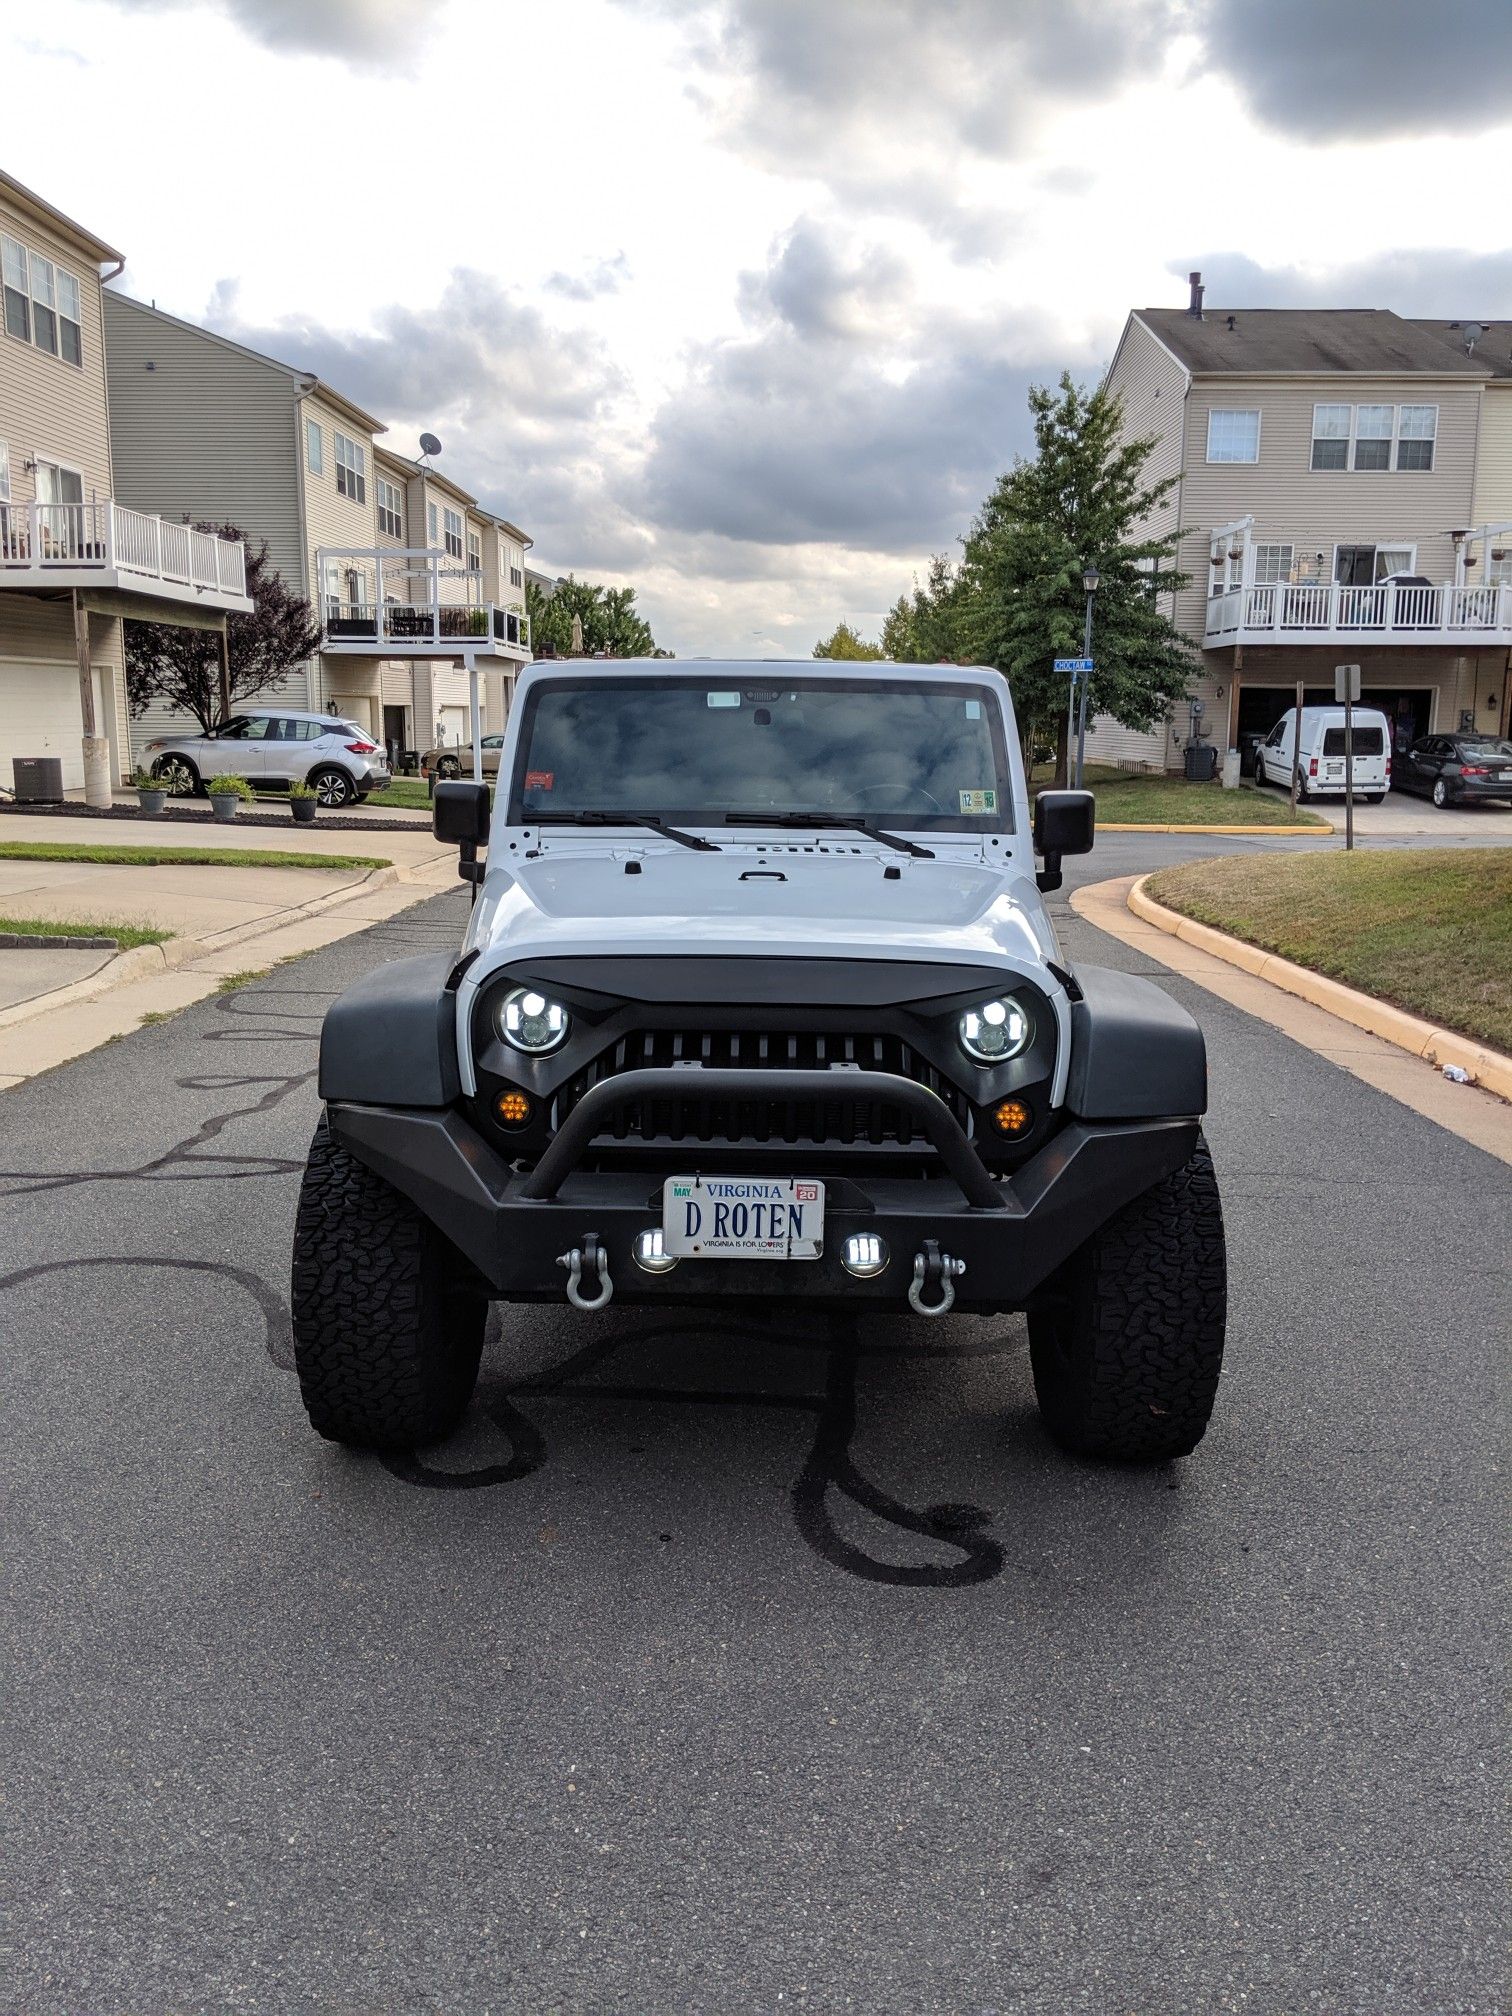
[291, 660, 1225, 1461]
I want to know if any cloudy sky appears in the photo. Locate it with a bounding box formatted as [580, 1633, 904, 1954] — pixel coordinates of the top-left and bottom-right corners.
[7, 0, 1511, 654]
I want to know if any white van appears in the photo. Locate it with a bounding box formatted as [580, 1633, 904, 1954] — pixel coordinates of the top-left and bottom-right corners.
[1253, 706, 1392, 801]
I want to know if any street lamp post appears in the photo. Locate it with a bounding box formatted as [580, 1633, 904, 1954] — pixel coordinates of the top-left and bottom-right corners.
[1075, 563, 1099, 788]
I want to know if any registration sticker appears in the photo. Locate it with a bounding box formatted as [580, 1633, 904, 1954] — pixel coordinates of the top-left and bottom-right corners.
[524, 770, 554, 791]
[958, 788, 997, 814]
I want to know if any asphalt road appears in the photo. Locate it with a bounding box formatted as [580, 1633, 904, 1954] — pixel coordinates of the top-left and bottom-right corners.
[4, 833, 1507, 2015]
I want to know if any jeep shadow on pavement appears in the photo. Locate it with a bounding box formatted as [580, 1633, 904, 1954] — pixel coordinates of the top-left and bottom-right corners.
[291, 660, 1227, 1465]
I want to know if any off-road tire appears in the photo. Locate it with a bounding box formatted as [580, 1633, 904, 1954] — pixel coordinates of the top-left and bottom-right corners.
[1028, 1133, 1226, 1462]
[290, 1116, 486, 1448]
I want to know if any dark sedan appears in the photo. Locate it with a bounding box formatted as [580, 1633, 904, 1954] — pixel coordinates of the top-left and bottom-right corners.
[1395, 733, 1512, 807]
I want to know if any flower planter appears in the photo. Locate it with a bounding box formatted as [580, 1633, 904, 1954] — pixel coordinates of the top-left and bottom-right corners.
[290, 797, 317, 825]
[136, 789, 168, 817]
[209, 793, 240, 824]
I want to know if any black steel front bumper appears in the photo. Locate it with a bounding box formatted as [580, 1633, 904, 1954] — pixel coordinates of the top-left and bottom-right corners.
[327, 1065, 1200, 1312]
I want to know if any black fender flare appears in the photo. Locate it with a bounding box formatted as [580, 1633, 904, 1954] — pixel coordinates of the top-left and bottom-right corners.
[317, 951, 462, 1107]
[1064, 963, 1207, 1121]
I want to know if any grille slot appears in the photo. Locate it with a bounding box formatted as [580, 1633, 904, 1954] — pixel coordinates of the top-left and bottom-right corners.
[553, 1028, 970, 1150]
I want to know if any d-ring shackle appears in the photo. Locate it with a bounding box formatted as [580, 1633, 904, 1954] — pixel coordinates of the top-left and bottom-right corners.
[908, 1242, 966, 1318]
[558, 1233, 614, 1311]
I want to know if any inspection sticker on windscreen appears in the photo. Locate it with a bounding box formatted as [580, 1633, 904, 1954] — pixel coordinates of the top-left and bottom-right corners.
[663, 1176, 824, 1259]
[958, 788, 997, 814]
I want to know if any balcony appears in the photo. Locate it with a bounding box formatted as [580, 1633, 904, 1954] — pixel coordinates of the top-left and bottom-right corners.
[0, 500, 251, 612]
[316, 546, 532, 662]
[1205, 578, 1512, 649]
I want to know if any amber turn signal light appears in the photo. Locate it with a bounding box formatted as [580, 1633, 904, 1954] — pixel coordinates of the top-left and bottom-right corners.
[990, 1098, 1031, 1138]
[495, 1089, 533, 1128]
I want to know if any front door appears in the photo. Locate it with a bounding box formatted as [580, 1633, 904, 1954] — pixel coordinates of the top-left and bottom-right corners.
[35, 460, 85, 558]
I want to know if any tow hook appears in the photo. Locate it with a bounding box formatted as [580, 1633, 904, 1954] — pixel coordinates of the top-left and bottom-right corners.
[908, 1240, 965, 1318]
[558, 1233, 614, 1311]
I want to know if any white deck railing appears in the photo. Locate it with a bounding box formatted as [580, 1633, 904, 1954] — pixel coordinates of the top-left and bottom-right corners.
[0, 500, 247, 599]
[1206, 579, 1512, 644]
[323, 598, 531, 652]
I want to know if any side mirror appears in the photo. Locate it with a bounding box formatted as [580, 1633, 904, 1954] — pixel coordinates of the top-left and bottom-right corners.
[432, 779, 491, 886]
[1032, 788, 1095, 893]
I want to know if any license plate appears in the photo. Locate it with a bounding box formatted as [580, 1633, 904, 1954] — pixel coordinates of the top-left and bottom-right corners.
[1498, 771, 1512, 783]
[662, 1175, 825, 1259]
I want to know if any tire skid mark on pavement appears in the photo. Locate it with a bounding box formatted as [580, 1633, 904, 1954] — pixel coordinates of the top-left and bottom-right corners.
[0, 1254, 294, 1370]
[386, 1311, 1011, 1588]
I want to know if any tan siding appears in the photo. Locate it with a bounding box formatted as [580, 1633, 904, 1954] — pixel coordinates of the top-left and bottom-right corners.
[0, 189, 114, 511]
[1176, 375, 1481, 639]
[1110, 316, 1188, 544]
[1471, 383, 1512, 533]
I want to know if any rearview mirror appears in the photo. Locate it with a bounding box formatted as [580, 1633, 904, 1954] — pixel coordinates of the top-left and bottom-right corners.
[433, 779, 491, 886]
[1032, 788, 1095, 893]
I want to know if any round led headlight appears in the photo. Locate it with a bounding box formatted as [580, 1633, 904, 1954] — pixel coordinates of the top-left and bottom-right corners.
[498, 986, 570, 1054]
[958, 997, 1031, 1064]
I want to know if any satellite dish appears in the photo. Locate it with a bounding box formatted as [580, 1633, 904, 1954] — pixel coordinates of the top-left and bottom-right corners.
[1463, 323, 1484, 353]
[418, 431, 443, 459]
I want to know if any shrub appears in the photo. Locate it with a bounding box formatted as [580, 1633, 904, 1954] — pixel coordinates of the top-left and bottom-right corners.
[208, 774, 255, 802]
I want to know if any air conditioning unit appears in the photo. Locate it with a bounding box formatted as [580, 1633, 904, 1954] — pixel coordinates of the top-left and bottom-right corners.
[12, 756, 64, 804]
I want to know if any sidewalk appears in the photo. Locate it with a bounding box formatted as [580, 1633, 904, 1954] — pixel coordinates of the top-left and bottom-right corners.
[0, 819, 459, 1088]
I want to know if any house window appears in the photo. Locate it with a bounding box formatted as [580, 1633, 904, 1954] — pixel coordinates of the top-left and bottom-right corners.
[427, 502, 438, 544]
[305, 418, 323, 475]
[1206, 409, 1260, 463]
[1252, 543, 1293, 584]
[444, 507, 463, 559]
[1312, 402, 1438, 472]
[2, 237, 28, 342]
[1396, 404, 1436, 471]
[510, 565, 523, 588]
[0, 237, 83, 366]
[1311, 404, 1351, 470]
[1353, 404, 1393, 472]
[334, 430, 366, 503]
[0, 438, 10, 503]
[377, 477, 403, 539]
[467, 529, 481, 573]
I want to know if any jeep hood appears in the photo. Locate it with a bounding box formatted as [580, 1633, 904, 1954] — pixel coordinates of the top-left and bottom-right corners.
[466, 843, 1058, 970]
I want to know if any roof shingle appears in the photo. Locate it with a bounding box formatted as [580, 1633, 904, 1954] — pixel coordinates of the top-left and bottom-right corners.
[1138, 306, 1495, 378]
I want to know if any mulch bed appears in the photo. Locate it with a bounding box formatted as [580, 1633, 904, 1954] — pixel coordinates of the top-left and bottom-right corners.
[0, 801, 423, 834]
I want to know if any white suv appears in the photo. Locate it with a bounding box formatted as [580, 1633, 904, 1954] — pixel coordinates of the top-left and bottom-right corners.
[143, 711, 391, 807]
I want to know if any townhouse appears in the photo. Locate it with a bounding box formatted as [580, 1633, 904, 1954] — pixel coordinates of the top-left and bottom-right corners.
[102, 292, 532, 768]
[1101, 278, 1512, 769]
[0, 172, 249, 802]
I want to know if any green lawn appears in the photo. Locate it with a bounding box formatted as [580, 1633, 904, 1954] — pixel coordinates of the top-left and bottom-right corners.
[0, 913, 170, 949]
[1032, 762, 1326, 828]
[1145, 848, 1512, 1053]
[0, 842, 389, 871]
[363, 778, 434, 811]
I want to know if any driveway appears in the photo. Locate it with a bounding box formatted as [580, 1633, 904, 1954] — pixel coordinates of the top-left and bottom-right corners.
[3, 851, 1506, 2014]
[1251, 777, 1512, 837]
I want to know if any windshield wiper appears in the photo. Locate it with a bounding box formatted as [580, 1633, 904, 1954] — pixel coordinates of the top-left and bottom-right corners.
[528, 810, 721, 853]
[721, 811, 934, 859]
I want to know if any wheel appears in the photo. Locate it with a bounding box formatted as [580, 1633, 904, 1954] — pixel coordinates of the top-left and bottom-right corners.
[153, 754, 199, 797]
[1362, 793, 1384, 805]
[290, 1116, 486, 1448]
[1431, 778, 1450, 808]
[309, 765, 356, 808]
[1027, 1134, 1226, 1462]
[437, 755, 461, 780]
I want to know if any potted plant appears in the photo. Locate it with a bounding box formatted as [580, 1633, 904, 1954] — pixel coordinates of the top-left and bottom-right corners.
[288, 779, 318, 826]
[132, 767, 168, 817]
[208, 774, 253, 824]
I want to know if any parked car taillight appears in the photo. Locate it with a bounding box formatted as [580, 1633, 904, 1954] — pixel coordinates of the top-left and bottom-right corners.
[1461, 764, 1488, 776]
[1308, 757, 1318, 776]
[345, 740, 378, 754]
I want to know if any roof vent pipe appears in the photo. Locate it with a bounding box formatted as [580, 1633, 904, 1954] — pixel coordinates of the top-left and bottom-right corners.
[1188, 270, 1204, 318]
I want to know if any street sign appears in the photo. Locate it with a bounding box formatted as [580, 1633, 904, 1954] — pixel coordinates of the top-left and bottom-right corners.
[1054, 658, 1094, 672]
[1334, 662, 1361, 703]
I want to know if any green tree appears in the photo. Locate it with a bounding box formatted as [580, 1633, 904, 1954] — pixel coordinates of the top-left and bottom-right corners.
[125, 528, 323, 733]
[881, 553, 969, 663]
[526, 573, 660, 657]
[812, 621, 884, 660]
[957, 373, 1197, 784]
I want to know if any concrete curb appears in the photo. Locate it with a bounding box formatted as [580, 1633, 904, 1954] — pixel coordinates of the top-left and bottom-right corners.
[0, 863, 401, 1031]
[1099, 821, 1327, 835]
[1127, 875, 1512, 1102]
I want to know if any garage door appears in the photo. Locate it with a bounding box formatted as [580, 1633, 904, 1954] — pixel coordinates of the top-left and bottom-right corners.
[0, 661, 84, 790]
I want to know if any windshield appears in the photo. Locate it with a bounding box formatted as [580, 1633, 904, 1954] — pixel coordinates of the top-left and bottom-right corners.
[508, 675, 1012, 831]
